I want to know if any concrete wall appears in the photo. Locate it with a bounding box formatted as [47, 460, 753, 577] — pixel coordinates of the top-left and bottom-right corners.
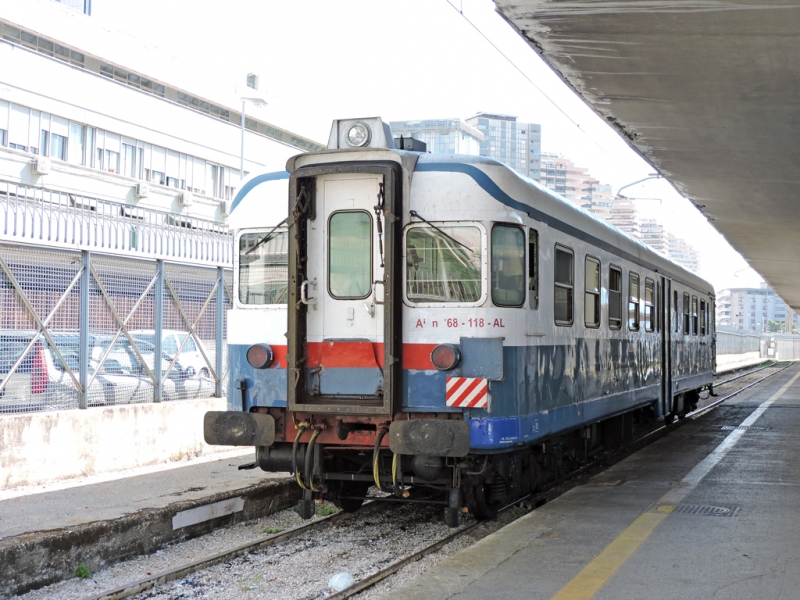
[0, 398, 232, 490]
[716, 352, 763, 374]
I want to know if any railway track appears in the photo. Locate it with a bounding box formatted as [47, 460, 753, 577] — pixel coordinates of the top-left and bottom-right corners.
[78, 361, 791, 600]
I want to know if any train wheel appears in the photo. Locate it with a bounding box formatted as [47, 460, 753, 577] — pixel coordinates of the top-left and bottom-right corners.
[664, 413, 675, 425]
[466, 480, 500, 520]
[330, 482, 370, 513]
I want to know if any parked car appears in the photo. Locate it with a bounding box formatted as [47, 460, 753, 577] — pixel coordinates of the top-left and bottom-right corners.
[128, 330, 213, 378]
[0, 331, 215, 412]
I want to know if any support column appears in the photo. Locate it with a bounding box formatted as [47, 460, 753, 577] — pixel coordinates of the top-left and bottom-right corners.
[154, 259, 164, 402]
[78, 251, 90, 409]
[216, 266, 224, 398]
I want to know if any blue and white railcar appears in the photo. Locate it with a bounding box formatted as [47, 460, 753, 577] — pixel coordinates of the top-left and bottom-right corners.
[206, 118, 715, 526]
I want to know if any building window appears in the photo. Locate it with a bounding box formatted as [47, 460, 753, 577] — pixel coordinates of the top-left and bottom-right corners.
[644, 279, 655, 332]
[628, 273, 640, 331]
[528, 228, 538, 310]
[51, 133, 67, 161]
[584, 256, 600, 328]
[122, 143, 136, 178]
[554, 245, 574, 326]
[0, 129, 6, 146]
[683, 292, 690, 335]
[40, 130, 49, 157]
[609, 266, 622, 330]
[491, 224, 525, 307]
[67, 123, 85, 165]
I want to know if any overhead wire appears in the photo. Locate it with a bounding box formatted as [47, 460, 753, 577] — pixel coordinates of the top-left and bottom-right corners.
[444, 0, 610, 157]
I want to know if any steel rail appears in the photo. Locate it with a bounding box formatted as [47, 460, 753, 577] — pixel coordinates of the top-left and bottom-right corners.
[84, 504, 363, 600]
[714, 361, 776, 388]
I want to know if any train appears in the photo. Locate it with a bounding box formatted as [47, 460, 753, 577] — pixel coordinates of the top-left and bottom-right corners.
[205, 117, 716, 526]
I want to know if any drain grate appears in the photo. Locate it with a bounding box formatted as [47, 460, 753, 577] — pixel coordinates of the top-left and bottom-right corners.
[674, 504, 740, 517]
[624, 481, 675, 489]
[720, 425, 770, 431]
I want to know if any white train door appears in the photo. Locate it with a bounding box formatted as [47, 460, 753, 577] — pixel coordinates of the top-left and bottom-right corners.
[287, 164, 401, 416]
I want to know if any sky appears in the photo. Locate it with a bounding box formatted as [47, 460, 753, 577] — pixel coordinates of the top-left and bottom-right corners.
[89, 0, 763, 292]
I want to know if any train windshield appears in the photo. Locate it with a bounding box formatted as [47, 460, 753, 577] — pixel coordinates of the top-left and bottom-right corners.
[237, 230, 289, 304]
[406, 225, 482, 303]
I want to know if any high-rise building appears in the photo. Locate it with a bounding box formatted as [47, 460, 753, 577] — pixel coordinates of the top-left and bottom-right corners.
[639, 219, 668, 254]
[604, 197, 640, 238]
[54, 0, 91, 16]
[667, 234, 700, 273]
[716, 284, 798, 333]
[466, 113, 541, 181]
[540, 152, 589, 203]
[388, 119, 483, 155]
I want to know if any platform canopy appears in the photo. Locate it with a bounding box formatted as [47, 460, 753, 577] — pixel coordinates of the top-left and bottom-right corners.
[495, 0, 800, 307]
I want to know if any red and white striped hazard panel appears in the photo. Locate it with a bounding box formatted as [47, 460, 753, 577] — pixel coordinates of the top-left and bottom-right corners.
[445, 377, 489, 408]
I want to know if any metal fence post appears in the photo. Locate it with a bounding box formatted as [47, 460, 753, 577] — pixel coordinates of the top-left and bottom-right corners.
[154, 259, 164, 402]
[216, 266, 224, 398]
[78, 250, 90, 409]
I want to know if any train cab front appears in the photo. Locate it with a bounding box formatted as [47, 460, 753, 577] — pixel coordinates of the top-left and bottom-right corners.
[205, 117, 470, 526]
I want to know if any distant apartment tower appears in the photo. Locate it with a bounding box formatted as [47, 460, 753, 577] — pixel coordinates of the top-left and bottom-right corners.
[716, 284, 798, 333]
[466, 113, 541, 181]
[388, 119, 483, 155]
[667, 234, 700, 273]
[540, 152, 589, 203]
[604, 197, 640, 238]
[639, 219, 668, 254]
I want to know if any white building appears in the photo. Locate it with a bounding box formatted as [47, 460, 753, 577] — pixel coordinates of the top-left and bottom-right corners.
[716, 284, 798, 333]
[0, 3, 321, 226]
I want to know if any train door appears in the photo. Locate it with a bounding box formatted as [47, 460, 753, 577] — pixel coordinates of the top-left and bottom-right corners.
[660, 277, 672, 418]
[287, 163, 401, 416]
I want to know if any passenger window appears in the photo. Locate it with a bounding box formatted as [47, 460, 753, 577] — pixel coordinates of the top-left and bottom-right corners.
[644, 279, 655, 332]
[584, 256, 600, 328]
[674, 290, 679, 333]
[329, 211, 372, 299]
[491, 225, 525, 307]
[628, 273, 640, 331]
[528, 228, 539, 310]
[609, 266, 622, 330]
[692, 296, 698, 335]
[700, 300, 706, 336]
[406, 224, 482, 303]
[683, 292, 690, 335]
[238, 230, 288, 305]
[554, 245, 574, 326]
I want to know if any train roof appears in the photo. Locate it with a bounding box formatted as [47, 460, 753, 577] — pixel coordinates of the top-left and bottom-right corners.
[412, 153, 713, 296]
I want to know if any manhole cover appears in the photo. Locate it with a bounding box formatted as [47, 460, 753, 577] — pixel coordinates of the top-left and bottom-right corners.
[720, 425, 769, 431]
[674, 504, 740, 517]
[624, 481, 675, 489]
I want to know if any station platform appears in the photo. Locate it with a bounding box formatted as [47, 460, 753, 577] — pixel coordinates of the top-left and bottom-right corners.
[386, 364, 800, 600]
[0, 450, 294, 597]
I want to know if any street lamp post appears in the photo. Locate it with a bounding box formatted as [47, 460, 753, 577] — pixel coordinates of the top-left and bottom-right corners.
[240, 96, 267, 183]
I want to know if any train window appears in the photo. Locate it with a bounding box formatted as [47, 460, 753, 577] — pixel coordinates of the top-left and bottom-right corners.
[700, 299, 706, 335]
[683, 293, 690, 335]
[628, 273, 640, 331]
[237, 230, 288, 305]
[692, 296, 698, 335]
[328, 211, 372, 299]
[492, 225, 525, 307]
[674, 290, 679, 333]
[554, 245, 574, 326]
[584, 256, 600, 328]
[529, 228, 539, 310]
[644, 279, 655, 332]
[406, 225, 482, 303]
[609, 266, 622, 330]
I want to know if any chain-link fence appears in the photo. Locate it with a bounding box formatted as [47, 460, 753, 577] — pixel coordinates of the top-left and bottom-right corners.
[0, 180, 232, 414]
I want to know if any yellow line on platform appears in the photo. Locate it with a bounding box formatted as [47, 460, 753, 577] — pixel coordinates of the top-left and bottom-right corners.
[552, 367, 800, 600]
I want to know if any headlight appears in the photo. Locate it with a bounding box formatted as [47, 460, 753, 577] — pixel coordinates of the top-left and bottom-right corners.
[346, 122, 371, 147]
[430, 344, 461, 371]
[246, 344, 273, 369]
